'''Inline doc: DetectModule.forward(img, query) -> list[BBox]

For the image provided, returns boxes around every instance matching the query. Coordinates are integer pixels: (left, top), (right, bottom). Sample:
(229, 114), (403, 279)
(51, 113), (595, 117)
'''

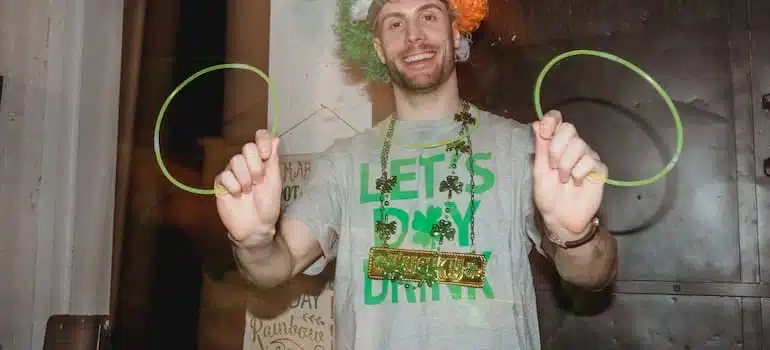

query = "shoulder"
(474, 106), (534, 153)
(317, 127), (379, 155)
(473, 107), (535, 184)
(308, 127), (380, 167)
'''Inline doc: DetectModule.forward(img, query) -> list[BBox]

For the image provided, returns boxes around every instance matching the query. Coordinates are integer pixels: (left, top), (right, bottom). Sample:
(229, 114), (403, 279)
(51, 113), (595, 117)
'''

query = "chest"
(344, 140), (520, 254)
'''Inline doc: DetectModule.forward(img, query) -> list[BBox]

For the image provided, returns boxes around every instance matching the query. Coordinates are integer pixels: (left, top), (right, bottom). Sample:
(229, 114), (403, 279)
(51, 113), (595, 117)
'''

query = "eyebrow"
(379, 3), (447, 24)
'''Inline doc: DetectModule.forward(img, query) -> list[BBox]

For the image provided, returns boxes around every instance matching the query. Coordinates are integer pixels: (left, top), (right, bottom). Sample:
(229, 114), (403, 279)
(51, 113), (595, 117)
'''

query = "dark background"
(143, 1), (225, 349)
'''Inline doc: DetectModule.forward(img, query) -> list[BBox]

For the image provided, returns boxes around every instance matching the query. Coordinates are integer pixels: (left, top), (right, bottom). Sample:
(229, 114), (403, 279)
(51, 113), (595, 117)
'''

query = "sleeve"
(512, 123), (548, 257)
(282, 142), (347, 275)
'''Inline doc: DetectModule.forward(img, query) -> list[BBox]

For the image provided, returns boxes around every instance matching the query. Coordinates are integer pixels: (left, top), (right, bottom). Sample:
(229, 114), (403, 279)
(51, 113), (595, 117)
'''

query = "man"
(215, 0), (618, 348)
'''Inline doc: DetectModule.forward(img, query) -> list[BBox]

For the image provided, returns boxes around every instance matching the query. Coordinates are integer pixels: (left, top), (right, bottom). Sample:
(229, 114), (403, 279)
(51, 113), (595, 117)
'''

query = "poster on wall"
(243, 283), (335, 350)
(242, 153), (336, 350)
(278, 153), (314, 209)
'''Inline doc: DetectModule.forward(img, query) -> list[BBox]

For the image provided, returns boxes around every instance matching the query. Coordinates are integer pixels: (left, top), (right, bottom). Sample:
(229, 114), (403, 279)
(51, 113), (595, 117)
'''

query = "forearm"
(231, 229), (294, 290)
(549, 226), (617, 290)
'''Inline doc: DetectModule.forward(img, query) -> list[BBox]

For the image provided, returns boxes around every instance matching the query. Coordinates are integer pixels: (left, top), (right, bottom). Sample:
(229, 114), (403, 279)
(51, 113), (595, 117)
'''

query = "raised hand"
(215, 129), (283, 245)
(531, 110), (607, 237)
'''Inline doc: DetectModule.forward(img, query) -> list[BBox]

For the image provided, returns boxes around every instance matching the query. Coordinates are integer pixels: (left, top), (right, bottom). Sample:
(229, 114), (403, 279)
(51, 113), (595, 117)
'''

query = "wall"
(0, 0), (123, 349)
(266, 0), (375, 154)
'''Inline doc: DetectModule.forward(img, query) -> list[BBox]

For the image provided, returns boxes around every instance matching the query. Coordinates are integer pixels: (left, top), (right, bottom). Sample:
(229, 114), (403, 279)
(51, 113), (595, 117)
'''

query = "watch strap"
(547, 217), (600, 249)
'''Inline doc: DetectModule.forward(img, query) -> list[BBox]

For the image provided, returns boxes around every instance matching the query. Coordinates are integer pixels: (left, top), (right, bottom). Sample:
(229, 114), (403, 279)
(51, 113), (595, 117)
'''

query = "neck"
(391, 71), (462, 121)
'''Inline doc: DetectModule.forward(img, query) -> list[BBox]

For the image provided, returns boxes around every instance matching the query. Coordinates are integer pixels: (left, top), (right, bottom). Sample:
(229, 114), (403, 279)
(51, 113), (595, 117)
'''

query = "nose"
(406, 19), (425, 43)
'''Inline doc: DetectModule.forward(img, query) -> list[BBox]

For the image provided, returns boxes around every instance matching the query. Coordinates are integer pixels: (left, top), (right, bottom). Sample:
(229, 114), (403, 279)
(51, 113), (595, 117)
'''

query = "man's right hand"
(215, 129), (283, 245)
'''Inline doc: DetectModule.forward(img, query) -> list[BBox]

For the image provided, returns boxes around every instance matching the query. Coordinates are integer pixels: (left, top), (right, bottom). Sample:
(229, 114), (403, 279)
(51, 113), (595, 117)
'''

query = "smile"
(404, 52), (436, 63)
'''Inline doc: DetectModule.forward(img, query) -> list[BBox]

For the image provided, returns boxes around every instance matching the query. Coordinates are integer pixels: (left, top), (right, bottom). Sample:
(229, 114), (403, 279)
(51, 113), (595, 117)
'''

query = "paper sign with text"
(279, 153), (315, 208)
(243, 282), (335, 350)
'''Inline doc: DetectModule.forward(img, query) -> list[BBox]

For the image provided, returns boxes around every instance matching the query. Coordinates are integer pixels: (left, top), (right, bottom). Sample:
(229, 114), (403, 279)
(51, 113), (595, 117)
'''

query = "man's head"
(369, 0), (460, 92)
(336, 0), (486, 84)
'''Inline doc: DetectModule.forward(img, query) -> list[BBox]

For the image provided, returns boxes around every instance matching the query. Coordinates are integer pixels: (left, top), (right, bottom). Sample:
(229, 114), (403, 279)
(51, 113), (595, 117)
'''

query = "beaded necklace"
(365, 101), (487, 288)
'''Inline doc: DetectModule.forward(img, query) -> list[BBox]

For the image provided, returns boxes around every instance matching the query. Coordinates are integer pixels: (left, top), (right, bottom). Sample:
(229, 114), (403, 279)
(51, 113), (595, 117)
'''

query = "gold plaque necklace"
(366, 101), (487, 288)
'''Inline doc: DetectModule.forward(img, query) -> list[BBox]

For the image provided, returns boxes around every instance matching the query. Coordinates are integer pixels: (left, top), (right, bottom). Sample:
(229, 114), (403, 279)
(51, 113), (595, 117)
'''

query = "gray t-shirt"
(284, 106), (545, 350)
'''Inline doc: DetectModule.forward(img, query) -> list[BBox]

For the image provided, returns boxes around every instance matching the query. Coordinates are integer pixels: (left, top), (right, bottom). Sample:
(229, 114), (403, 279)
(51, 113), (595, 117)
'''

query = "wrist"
(545, 217), (600, 249)
(228, 227), (277, 250)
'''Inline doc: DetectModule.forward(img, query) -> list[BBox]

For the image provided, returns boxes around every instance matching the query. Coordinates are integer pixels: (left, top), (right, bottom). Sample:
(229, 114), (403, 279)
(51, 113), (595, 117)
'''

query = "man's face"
(372, 0), (460, 92)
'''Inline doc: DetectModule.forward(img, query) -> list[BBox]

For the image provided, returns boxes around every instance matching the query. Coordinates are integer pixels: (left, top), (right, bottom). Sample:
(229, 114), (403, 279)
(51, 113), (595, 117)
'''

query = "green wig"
(333, 0), (391, 83)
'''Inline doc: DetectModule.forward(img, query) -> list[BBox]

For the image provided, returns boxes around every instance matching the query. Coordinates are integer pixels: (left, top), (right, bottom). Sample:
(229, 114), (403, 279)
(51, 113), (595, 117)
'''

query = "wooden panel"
(224, 0), (272, 142)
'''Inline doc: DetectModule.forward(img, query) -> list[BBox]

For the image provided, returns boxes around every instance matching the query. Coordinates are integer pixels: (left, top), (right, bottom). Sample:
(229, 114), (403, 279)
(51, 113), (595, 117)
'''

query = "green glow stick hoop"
(153, 63), (280, 195)
(534, 49), (684, 187)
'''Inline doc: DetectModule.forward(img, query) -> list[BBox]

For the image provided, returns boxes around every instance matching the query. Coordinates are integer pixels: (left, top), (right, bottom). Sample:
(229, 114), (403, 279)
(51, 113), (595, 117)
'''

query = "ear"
(373, 36), (386, 64)
(452, 23), (461, 49)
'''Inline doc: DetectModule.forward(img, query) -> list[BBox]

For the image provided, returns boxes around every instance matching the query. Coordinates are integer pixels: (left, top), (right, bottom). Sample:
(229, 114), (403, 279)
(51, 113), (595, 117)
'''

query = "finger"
(265, 137), (281, 178)
(548, 122), (577, 170)
(242, 142), (265, 178)
(590, 149), (601, 161)
(229, 154), (252, 193)
(216, 171), (241, 197)
(589, 161), (609, 184)
(557, 137), (587, 183)
(531, 122), (550, 172)
(586, 149), (608, 183)
(255, 129), (273, 160)
(570, 154), (597, 186)
(213, 177), (229, 195)
(539, 110), (563, 140)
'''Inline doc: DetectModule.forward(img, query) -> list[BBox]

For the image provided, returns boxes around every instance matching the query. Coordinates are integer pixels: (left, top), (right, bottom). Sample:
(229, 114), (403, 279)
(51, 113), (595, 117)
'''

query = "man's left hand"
(531, 110), (608, 237)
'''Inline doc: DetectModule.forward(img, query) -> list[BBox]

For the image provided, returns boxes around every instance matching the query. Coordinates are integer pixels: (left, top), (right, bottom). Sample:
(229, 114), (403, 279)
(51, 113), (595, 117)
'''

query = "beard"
(384, 45), (455, 93)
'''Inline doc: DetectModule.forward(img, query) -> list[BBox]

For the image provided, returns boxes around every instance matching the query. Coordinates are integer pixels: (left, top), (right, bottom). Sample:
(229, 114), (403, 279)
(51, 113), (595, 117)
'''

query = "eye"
(386, 19), (403, 29)
(423, 14), (436, 21)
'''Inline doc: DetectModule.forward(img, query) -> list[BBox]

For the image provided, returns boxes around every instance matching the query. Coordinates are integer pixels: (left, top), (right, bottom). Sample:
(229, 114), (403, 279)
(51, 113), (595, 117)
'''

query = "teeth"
(404, 52), (434, 63)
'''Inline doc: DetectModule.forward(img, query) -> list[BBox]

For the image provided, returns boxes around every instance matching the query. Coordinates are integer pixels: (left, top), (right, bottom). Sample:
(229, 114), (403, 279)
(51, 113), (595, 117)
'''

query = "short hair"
(367, 0), (456, 32)
(365, 0), (471, 62)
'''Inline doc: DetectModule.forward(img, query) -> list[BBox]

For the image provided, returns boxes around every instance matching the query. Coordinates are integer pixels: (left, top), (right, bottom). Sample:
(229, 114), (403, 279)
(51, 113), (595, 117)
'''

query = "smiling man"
(214, 0), (618, 348)
(372, 1), (456, 91)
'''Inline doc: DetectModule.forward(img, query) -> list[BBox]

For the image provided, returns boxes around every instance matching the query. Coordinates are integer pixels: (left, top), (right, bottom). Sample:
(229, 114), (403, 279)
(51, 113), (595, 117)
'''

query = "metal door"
(459, 0), (770, 348)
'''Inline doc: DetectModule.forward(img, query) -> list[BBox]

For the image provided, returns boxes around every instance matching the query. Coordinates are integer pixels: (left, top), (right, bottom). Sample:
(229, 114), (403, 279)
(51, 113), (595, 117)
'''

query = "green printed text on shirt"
(358, 152), (498, 305)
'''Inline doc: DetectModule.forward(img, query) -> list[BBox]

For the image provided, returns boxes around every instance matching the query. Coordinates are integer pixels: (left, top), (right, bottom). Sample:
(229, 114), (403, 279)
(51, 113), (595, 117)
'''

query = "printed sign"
(279, 153), (315, 208)
(243, 281), (335, 350)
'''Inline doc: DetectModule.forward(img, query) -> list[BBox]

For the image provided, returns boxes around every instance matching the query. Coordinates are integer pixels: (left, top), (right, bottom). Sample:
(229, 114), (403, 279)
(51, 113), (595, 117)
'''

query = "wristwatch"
(547, 217), (600, 249)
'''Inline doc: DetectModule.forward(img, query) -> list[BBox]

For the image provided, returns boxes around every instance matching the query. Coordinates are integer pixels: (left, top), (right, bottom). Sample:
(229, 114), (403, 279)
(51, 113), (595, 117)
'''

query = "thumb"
(532, 122), (550, 171)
